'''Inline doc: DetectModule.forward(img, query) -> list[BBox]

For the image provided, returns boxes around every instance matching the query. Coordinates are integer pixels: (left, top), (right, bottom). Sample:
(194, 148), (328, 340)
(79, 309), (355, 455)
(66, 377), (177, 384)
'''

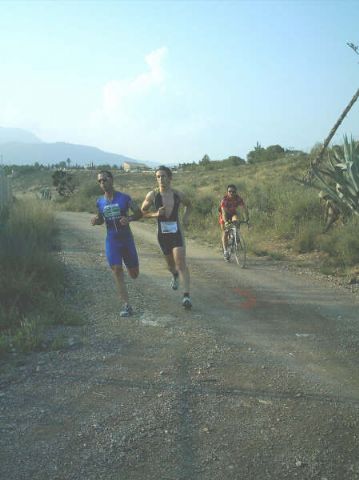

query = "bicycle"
(224, 220), (248, 268)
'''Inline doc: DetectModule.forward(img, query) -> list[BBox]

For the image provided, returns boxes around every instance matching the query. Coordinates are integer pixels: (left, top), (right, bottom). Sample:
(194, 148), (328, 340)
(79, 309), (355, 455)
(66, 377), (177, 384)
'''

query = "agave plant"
(312, 135), (359, 216)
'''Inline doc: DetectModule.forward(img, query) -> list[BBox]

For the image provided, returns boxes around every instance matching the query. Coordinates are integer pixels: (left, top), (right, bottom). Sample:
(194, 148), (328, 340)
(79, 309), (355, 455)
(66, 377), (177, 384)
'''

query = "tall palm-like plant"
(312, 136), (359, 216)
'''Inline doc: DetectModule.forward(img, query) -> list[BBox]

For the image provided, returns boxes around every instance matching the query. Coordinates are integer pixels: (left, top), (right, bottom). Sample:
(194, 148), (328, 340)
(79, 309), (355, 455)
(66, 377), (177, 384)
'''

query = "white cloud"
(93, 46), (168, 119)
(85, 46), (218, 163)
(131, 47), (167, 92)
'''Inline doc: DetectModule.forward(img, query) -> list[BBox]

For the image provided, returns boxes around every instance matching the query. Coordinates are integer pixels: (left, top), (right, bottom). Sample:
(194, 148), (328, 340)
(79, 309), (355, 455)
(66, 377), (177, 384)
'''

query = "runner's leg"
(127, 266), (139, 279)
(164, 252), (177, 276)
(110, 238), (138, 311)
(111, 265), (129, 304)
(172, 246), (190, 294)
(122, 240), (140, 279)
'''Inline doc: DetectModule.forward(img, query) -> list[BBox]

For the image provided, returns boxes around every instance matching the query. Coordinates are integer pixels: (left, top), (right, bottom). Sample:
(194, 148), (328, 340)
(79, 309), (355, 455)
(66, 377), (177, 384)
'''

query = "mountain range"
(0, 127), (149, 167)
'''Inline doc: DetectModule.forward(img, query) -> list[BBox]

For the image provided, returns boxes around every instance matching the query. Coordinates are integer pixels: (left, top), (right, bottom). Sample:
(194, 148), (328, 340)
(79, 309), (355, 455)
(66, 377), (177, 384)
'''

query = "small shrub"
(269, 251), (285, 260)
(0, 335), (10, 356)
(248, 184), (276, 215)
(319, 261), (338, 276)
(11, 317), (44, 353)
(0, 199), (76, 357)
(57, 179), (102, 212)
(320, 219), (359, 268)
(50, 334), (68, 351)
(56, 307), (84, 326)
(193, 195), (216, 216)
(252, 248), (269, 257)
(293, 221), (321, 253)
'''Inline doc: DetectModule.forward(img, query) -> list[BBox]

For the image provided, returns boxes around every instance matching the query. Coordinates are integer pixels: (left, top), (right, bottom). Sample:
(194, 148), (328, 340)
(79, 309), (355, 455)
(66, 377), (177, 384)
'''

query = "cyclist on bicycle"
(219, 184), (249, 261)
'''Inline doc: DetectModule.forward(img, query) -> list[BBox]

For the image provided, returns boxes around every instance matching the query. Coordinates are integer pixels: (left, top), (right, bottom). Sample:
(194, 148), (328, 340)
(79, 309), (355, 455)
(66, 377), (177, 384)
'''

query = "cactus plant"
(312, 135), (359, 216)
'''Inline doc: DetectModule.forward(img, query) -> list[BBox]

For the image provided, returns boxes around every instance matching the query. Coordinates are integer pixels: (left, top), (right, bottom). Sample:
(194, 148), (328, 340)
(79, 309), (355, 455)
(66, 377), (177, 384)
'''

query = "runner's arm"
(128, 199), (143, 222)
(119, 199), (143, 226)
(91, 212), (104, 226)
(141, 191), (164, 218)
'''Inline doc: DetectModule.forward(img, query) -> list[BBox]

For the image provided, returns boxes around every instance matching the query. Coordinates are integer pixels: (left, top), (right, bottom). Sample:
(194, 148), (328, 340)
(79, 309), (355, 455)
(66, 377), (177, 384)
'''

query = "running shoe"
(170, 273), (179, 290)
(223, 251), (230, 262)
(182, 295), (192, 309)
(120, 304), (133, 317)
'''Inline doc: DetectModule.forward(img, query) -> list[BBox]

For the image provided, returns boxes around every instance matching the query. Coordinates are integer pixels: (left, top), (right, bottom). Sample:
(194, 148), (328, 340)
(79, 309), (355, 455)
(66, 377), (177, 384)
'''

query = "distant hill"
(0, 127), (148, 167)
(0, 141), (148, 167)
(0, 127), (43, 144)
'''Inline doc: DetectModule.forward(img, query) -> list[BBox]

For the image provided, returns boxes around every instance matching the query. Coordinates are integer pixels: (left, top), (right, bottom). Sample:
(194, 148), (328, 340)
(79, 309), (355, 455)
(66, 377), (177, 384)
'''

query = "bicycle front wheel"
(233, 232), (247, 267)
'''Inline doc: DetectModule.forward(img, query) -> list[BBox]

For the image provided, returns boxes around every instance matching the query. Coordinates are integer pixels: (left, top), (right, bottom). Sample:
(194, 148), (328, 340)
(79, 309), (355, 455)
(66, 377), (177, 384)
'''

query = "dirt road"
(1, 211), (359, 480)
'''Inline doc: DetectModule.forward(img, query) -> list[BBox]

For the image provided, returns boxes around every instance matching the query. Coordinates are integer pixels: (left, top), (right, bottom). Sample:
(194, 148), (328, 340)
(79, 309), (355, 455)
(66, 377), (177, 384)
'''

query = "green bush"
(11, 317), (44, 353)
(0, 199), (78, 357)
(319, 218), (359, 267)
(293, 220), (321, 253)
(248, 184), (276, 216)
(273, 189), (321, 239)
(58, 180), (101, 212)
(193, 195), (216, 216)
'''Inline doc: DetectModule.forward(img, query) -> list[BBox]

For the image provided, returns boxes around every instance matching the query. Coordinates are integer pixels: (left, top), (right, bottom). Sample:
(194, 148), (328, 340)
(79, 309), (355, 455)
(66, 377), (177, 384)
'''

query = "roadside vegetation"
(10, 139), (357, 280)
(9, 144), (359, 278)
(2, 139), (358, 356)
(0, 199), (81, 358)
(7, 138), (359, 308)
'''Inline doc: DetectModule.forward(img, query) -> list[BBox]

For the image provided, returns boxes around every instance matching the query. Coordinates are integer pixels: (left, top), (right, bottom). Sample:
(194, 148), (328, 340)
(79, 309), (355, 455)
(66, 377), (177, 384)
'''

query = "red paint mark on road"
(225, 288), (257, 310)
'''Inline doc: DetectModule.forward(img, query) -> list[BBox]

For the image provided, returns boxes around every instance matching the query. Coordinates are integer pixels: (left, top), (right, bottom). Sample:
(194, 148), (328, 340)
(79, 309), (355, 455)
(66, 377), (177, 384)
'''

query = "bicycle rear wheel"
(233, 232), (247, 267)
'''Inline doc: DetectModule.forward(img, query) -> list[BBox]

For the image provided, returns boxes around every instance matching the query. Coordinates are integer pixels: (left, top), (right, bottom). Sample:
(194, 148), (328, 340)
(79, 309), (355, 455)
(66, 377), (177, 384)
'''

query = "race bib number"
(160, 221), (178, 234)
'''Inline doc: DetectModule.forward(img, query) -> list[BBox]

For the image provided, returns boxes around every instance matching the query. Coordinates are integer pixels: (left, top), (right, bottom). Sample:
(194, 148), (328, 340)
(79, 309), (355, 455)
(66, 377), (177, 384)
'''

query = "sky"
(0, 0), (358, 165)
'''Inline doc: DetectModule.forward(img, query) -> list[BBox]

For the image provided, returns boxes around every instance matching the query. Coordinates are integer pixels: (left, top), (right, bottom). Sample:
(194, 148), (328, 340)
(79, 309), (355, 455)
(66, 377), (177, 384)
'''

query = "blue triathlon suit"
(155, 191), (184, 255)
(96, 191), (139, 268)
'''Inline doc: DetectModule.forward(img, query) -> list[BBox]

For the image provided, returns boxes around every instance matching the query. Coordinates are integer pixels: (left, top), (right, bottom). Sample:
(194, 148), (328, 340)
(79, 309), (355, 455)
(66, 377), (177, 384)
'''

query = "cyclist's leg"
(219, 213), (230, 250)
(220, 222), (230, 260)
(231, 214), (241, 241)
(220, 222), (228, 250)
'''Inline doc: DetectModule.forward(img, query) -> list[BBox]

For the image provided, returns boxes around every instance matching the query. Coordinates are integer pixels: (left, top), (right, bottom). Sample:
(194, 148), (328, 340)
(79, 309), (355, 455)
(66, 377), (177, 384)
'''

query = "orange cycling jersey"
(219, 194), (245, 225)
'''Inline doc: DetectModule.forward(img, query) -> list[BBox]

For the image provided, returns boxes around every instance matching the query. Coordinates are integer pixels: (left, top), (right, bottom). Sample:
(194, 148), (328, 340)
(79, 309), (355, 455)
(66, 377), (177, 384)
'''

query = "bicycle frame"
(225, 221), (247, 267)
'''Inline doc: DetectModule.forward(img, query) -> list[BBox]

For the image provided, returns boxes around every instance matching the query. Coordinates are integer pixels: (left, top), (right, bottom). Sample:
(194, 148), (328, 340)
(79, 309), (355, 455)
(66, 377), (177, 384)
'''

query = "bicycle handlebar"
(224, 220), (251, 233)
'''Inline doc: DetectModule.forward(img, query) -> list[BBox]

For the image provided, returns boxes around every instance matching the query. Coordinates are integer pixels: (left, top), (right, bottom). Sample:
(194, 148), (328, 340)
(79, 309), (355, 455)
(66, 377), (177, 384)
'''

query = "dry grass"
(11, 156), (359, 280)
